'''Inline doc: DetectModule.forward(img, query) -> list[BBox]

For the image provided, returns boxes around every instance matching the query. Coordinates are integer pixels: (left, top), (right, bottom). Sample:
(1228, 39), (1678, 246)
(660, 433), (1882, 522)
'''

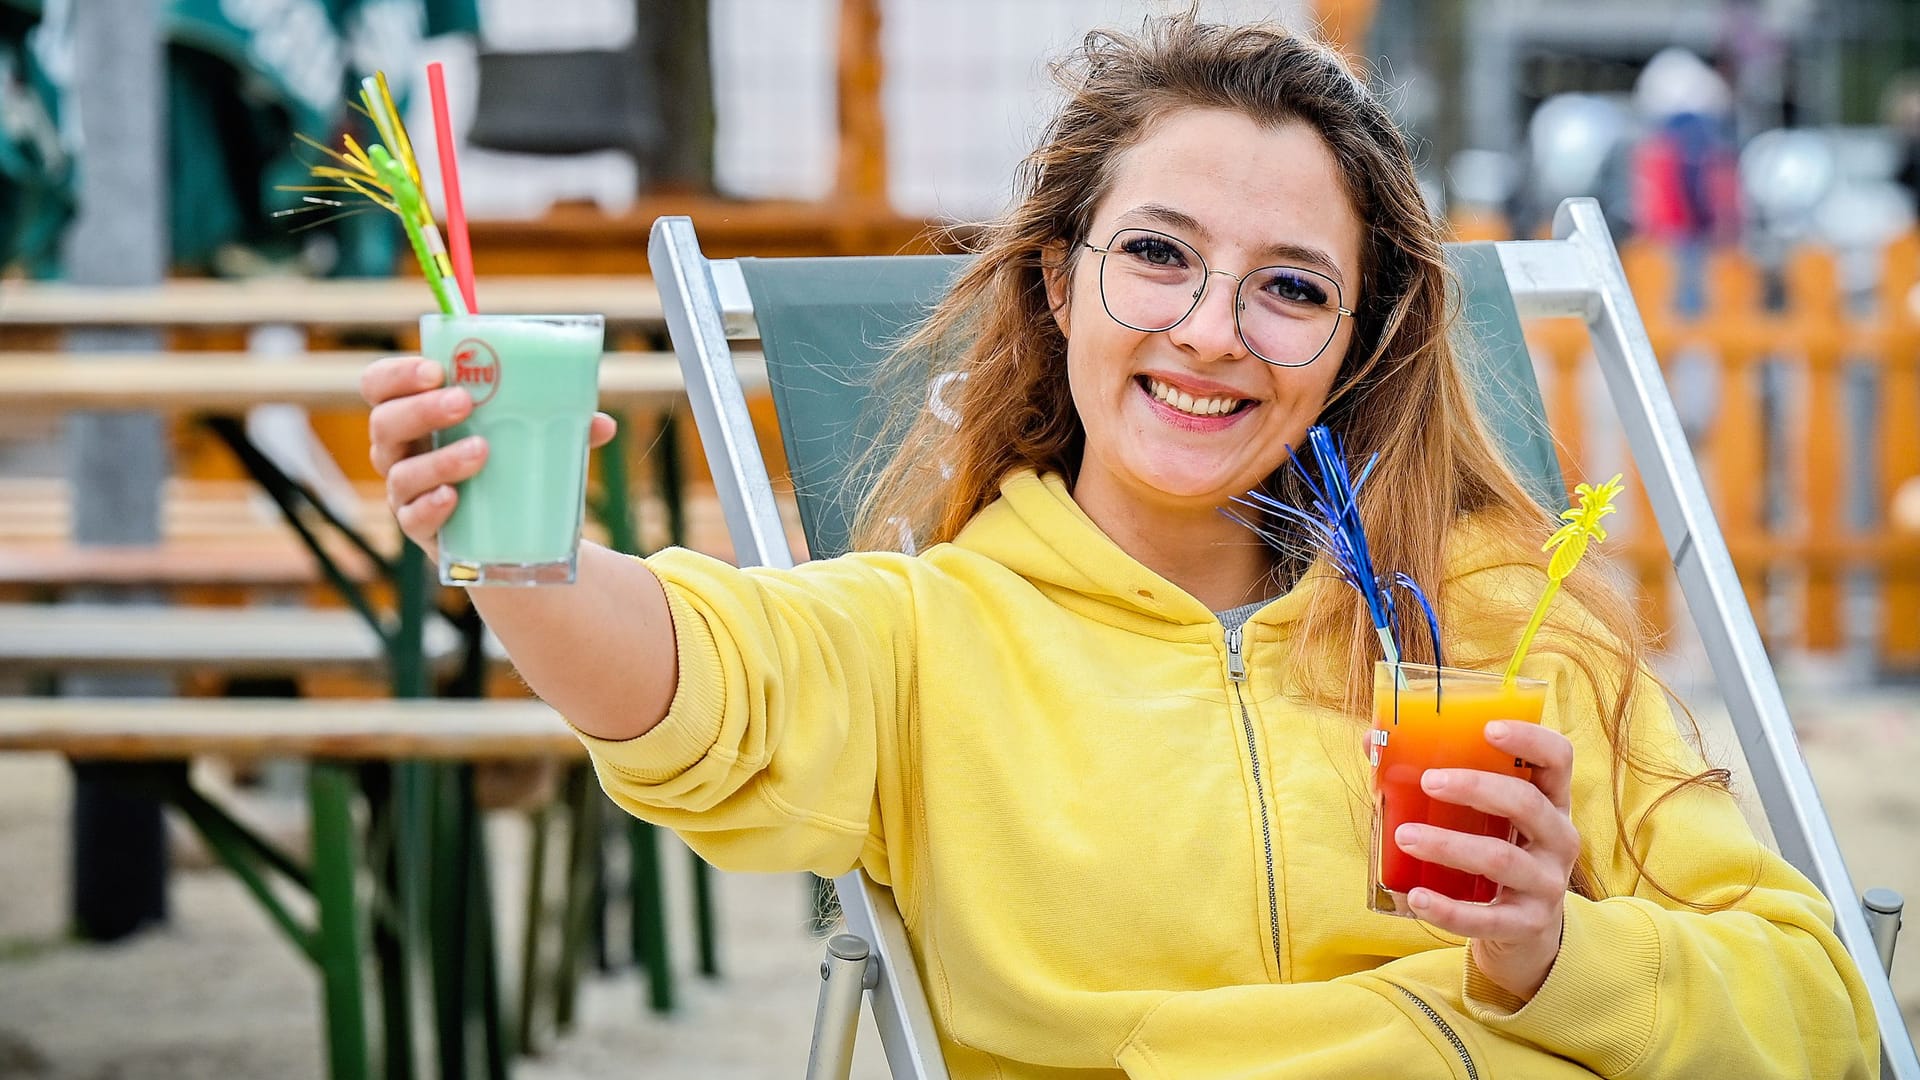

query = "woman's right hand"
(360, 355), (618, 556)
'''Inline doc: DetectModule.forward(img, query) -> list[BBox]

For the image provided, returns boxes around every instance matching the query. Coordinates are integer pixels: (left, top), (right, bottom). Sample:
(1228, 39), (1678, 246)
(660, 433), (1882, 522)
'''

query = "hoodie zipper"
(1393, 985), (1479, 1080)
(1224, 626), (1284, 978)
(1226, 626), (1474, 1079)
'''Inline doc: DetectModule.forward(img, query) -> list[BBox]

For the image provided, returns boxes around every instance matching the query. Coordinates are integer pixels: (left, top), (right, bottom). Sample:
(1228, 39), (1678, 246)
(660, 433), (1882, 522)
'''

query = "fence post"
(1878, 233), (1920, 670)
(1704, 249), (1771, 641)
(1787, 248), (1847, 653)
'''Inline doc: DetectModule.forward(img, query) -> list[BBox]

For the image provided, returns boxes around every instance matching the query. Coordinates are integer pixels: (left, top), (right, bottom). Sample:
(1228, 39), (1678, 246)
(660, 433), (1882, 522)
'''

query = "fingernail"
(1409, 888), (1431, 909)
(458, 436), (485, 459)
(1396, 824), (1421, 847)
(432, 485), (454, 504)
(442, 388), (469, 409)
(1421, 770), (1447, 792)
(415, 358), (439, 382)
(1486, 721), (1509, 739)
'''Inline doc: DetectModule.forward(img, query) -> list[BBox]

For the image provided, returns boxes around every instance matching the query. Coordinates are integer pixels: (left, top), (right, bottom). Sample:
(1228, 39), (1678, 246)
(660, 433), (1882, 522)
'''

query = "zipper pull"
(1225, 626), (1246, 683)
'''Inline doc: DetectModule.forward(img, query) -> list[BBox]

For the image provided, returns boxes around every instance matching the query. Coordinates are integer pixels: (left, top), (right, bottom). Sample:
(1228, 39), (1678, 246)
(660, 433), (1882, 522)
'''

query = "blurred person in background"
(1885, 72), (1920, 212)
(1631, 46), (1743, 316)
(1630, 46), (1744, 447)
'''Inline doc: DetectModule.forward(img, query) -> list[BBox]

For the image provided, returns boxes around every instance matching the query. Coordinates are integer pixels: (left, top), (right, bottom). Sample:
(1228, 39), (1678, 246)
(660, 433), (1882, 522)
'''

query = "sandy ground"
(0, 686), (1914, 1079)
(0, 754), (892, 1080)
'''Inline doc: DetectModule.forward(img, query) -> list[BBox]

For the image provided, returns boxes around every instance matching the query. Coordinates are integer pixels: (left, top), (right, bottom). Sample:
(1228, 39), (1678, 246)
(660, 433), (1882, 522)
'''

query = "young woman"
(361, 15), (1876, 1078)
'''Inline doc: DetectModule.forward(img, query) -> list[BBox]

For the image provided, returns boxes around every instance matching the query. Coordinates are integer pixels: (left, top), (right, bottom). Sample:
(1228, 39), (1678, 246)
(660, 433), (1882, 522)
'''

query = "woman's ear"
(1041, 240), (1072, 337)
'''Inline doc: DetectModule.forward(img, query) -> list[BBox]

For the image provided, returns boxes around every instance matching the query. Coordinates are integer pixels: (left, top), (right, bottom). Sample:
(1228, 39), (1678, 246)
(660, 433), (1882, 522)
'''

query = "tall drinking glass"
(421, 313), (604, 586)
(1369, 662), (1548, 917)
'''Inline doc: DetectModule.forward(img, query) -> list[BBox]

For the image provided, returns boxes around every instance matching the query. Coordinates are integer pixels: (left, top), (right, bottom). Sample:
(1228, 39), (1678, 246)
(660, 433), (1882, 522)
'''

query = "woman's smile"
(1133, 372), (1260, 431)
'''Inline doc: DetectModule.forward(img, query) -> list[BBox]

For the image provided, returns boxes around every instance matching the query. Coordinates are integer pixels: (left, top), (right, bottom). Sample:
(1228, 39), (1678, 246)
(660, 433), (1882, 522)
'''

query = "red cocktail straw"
(426, 62), (478, 314)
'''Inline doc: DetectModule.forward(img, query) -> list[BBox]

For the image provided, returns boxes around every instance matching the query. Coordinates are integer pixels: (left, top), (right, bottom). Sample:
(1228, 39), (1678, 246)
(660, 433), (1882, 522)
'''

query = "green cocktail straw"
(1503, 474), (1626, 686)
(368, 143), (464, 316)
(280, 69), (475, 317)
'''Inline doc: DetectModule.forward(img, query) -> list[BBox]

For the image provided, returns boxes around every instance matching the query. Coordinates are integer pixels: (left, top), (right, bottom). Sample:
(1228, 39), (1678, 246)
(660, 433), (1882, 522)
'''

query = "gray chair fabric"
(735, 255), (968, 558)
(736, 246), (1562, 559)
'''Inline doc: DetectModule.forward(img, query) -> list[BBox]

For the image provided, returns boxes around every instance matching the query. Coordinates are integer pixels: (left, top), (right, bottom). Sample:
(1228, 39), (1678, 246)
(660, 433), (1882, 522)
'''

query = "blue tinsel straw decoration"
(1223, 425), (1442, 671)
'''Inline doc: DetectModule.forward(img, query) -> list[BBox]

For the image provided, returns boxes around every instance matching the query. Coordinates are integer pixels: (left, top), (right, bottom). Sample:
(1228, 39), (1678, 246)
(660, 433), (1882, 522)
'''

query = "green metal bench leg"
(430, 765), (474, 1079)
(628, 819), (674, 1012)
(430, 764), (510, 1079)
(469, 813), (511, 1080)
(589, 818), (611, 973)
(516, 803), (553, 1054)
(389, 761), (440, 1080)
(311, 763), (371, 1080)
(364, 769), (418, 1080)
(657, 411), (688, 553)
(554, 767), (601, 1032)
(691, 850), (719, 977)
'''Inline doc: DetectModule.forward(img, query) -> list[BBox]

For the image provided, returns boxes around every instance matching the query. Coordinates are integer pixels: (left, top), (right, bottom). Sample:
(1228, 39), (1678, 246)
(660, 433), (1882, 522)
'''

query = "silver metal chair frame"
(649, 220), (950, 1080)
(649, 199), (1916, 1080)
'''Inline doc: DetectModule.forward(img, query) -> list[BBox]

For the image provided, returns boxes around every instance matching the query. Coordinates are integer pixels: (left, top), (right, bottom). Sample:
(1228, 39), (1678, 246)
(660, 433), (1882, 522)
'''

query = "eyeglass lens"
(1095, 228), (1343, 367)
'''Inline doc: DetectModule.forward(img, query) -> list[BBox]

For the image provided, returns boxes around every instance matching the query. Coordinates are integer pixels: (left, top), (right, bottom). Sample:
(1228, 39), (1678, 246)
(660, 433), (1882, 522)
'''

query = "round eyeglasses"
(1082, 227), (1354, 368)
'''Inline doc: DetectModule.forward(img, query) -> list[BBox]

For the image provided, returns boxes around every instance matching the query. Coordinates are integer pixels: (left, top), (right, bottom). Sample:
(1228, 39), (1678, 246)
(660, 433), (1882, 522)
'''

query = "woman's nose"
(1166, 270), (1248, 362)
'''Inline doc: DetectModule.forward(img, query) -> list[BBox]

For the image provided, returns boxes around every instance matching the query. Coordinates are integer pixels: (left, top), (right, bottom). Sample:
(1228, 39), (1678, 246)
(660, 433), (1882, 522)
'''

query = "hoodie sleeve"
(569, 547), (915, 881)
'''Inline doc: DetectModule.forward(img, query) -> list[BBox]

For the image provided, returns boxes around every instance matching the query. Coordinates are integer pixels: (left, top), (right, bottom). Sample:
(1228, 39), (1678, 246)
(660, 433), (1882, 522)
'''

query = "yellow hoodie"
(575, 470), (1878, 1079)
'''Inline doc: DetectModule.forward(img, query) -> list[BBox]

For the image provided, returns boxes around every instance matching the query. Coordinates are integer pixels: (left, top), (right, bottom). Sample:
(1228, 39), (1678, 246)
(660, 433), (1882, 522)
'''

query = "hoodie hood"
(949, 469), (1319, 629)
(948, 468), (1533, 637)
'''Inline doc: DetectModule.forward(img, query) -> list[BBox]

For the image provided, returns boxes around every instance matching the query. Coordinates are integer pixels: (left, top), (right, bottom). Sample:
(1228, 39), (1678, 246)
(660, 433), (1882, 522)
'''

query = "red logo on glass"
(451, 338), (501, 406)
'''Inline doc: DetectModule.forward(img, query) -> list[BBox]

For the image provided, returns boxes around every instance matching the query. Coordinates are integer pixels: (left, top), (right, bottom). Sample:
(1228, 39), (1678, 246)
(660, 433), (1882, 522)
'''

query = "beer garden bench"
(0, 287), (767, 1076)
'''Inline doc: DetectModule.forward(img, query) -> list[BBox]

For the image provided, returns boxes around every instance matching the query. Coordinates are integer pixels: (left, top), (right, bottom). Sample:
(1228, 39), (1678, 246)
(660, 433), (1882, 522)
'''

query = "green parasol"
(0, 0), (480, 278)
(0, 0), (74, 278)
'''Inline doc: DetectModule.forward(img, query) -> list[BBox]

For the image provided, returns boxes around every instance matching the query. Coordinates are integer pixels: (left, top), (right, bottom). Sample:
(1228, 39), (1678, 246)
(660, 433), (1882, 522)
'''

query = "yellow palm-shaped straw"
(1502, 474), (1626, 686)
(279, 73), (466, 316)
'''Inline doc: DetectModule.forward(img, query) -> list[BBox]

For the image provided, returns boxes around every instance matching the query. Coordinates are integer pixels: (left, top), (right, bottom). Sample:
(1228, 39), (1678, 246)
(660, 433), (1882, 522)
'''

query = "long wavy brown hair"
(849, 13), (1741, 907)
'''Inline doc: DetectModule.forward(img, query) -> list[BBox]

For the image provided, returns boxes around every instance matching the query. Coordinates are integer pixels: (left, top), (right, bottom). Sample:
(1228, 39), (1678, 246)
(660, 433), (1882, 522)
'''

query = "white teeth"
(1144, 377), (1244, 418)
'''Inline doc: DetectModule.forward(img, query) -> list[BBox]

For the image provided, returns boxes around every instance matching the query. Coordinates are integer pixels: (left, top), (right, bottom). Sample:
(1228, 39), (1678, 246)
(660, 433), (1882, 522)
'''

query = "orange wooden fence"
(1522, 235), (1920, 670)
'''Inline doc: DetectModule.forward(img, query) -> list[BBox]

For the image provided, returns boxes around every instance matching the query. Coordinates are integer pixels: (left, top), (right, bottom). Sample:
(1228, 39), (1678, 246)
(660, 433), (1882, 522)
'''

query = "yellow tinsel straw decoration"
(276, 74), (464, 316)
(1502, 474), (1626, 686)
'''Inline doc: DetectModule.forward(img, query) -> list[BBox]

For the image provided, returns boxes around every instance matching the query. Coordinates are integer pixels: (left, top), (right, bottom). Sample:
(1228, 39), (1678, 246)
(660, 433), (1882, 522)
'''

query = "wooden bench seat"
(0, 696), (581, 760)
(0, 602), (509, 674)
(0, 478), (393, 544)
(0, 350), (766, 413)
(0, 276), (662, 330)
(0, 540), (379, 589)
(0, 495), (800, 591)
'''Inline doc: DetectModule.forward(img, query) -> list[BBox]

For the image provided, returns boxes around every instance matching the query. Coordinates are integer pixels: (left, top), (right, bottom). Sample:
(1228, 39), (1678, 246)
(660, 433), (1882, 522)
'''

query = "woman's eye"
(1121, 237), (1187, 268)
(1263, 270), (1329, 306)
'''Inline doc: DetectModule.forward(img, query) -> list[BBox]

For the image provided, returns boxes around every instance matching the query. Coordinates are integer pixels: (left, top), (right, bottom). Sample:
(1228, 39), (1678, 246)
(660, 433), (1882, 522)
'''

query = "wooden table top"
(0, 350), (766, 412)
(0, 276), (662, 329)
(0, 697), (584, 760)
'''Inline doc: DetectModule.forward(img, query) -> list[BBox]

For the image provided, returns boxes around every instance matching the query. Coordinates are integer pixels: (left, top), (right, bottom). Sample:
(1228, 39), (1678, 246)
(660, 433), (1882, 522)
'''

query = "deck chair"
(649, 198), (1917, 1080)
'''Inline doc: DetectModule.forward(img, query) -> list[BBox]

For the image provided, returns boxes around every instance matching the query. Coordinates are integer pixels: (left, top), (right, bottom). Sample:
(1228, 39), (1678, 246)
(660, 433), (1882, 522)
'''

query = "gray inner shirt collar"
(1215, 598), (1273, 631)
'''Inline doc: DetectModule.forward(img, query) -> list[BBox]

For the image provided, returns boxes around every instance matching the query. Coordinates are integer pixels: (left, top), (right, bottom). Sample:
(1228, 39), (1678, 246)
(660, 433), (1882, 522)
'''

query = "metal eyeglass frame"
(1082, 226), (1356, 368)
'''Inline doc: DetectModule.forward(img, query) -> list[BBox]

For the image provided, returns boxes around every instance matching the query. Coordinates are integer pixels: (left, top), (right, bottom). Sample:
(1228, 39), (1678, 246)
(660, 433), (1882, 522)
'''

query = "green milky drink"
(422, 313), (604, 586)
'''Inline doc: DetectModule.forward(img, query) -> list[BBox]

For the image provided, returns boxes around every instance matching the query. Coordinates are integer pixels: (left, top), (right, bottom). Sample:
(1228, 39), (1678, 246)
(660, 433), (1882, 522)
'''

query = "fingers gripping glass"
(1083, 228), (1354, 368)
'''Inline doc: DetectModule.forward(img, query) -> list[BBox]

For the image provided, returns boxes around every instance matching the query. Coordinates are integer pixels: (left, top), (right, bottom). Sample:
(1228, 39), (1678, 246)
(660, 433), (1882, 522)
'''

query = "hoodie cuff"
(1462, 893), (1662, 1075)
(567, 576), (727, 784)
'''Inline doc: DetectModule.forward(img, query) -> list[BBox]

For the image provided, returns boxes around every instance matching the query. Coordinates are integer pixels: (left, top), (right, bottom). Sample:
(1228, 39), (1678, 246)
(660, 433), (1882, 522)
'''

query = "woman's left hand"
(1393, 720), (1580, 1002)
